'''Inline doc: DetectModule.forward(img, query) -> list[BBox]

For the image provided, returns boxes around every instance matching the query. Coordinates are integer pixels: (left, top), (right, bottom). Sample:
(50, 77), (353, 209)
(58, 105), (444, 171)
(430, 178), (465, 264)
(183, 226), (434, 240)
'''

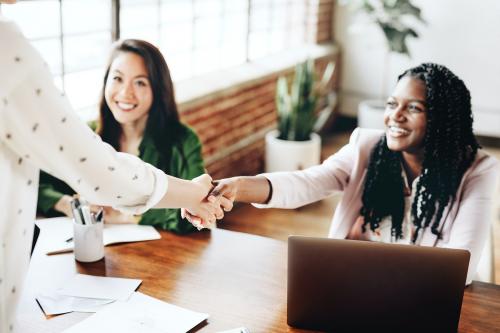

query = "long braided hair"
(360, 63), (480, 243)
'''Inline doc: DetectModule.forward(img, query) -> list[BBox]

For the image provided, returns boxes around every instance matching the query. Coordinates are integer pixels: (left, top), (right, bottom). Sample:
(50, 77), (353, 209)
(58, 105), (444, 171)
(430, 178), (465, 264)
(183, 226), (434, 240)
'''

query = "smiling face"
(104, 51), (153, 126)
(384, 76), (428, 156)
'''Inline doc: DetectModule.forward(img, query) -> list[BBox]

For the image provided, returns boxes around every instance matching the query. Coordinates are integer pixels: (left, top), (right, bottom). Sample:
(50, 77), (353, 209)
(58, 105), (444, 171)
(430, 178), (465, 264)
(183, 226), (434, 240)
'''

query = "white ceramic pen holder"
(73, 219), (104, 262)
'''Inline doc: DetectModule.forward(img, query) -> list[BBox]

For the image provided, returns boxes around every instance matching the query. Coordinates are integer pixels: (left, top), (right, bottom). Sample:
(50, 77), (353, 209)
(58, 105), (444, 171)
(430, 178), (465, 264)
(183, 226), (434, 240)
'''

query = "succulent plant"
(276, 59), (334, 141)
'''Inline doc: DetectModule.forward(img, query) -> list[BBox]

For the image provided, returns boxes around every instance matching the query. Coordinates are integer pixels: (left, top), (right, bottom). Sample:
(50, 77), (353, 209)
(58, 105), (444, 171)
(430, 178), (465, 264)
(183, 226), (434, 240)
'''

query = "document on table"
(57, 274), (142, 301)
(36, 293), (114, 315)
(36, 217), (161, 255)
(63, 292), (209, 333)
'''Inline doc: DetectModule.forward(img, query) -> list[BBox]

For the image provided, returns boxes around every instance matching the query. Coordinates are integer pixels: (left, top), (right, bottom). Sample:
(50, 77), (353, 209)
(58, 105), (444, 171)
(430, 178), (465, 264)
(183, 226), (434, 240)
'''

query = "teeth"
(117, 102), (136, 110)
(390, 126), (409, 135)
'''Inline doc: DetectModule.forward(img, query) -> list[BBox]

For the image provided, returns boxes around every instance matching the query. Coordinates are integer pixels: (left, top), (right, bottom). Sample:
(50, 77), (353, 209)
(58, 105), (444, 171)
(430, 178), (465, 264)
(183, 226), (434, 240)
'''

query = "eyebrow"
(111, 69), (149, 80)
(389, 96), (426, 105)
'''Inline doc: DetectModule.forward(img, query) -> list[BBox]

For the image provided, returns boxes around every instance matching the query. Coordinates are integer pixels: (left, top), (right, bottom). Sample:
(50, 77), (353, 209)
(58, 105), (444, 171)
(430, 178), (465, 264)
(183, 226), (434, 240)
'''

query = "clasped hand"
(182, 176), (237, 229)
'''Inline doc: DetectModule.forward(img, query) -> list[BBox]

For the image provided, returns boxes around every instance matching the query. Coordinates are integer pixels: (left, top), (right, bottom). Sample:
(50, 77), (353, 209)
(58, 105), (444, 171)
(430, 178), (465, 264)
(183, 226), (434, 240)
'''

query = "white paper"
(39, 217), (161, 255)
(102, 224), (161, 245)
(58, 274), (142, 301)
(216, 328), (250, 333)
(63, 292), (209, 333)
(36, 292), (115, 315)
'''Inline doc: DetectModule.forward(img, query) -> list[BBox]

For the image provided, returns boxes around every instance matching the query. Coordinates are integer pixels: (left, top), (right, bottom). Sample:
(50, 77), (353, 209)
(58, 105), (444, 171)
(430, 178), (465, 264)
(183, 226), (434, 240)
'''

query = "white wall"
(335, 0), (500, 136)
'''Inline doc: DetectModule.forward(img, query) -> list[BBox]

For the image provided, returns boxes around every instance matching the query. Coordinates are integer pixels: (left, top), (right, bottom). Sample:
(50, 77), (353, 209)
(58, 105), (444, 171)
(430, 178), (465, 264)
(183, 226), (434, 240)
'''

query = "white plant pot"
(265, 130), (321, 172)
(358, 99), (386, 130)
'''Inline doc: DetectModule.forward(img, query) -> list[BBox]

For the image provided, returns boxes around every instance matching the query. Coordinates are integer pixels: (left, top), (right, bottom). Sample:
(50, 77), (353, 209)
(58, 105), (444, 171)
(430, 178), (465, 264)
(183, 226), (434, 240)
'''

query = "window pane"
(194, 17), (223, 49)
(161, 0), (192, 24)
(224, 0), (248, 13)
(222, 13), (247, 44)
(2, 0), (60, 39)
(161, 22), (193, 54)
(63, 33), (111, 73)
(62, 0), (111, 35)
(194, 0), (223, 18)
(193, 48), (221, 76)
(248, 31), (270, 60)
(120, 27), (160, 45)
(121, 0), (159, 32)
(64, 68), (104, 112)
(165, 51), (192, 81)
(250, 6), (271, 33)
(32, 39), (62, 76)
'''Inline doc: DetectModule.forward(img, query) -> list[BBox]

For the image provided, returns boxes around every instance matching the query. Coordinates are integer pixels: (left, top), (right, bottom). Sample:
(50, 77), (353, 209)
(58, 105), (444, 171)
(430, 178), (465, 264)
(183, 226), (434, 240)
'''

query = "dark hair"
(360, 63), (480, 243)
(97, 39), (185, 172)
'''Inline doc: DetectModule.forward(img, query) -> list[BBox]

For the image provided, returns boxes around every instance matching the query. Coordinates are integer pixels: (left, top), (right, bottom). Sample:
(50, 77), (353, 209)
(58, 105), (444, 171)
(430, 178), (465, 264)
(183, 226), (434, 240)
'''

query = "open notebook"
(36, 217), (161, 255)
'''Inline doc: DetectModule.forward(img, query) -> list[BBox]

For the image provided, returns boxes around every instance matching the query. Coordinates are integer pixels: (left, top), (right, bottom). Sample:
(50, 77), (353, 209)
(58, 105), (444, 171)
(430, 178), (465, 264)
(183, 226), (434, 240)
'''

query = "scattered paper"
(36, 293), (114, 315)
(63, 292), (209, 333)
(58, 274), (141, 301)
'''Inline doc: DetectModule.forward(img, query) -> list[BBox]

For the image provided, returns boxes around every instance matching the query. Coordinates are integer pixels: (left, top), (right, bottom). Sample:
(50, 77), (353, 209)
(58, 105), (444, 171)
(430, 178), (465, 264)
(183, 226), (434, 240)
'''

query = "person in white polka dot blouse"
(0, 2), (230, 331)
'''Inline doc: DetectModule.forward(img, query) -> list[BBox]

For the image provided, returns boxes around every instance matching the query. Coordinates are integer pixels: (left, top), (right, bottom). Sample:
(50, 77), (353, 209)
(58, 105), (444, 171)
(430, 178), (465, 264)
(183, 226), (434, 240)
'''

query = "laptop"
(287, 236), (470, 333)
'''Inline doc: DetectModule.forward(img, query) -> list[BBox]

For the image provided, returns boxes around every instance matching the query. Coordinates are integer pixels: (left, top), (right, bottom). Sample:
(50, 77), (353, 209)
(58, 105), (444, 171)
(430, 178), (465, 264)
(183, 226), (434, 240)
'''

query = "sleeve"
(139, 128), (204, 233)
(253, 128), (361, 209)
(442, 156), (499, 285)
(0, 21), (167, 215)
(37, 121), (98, 216)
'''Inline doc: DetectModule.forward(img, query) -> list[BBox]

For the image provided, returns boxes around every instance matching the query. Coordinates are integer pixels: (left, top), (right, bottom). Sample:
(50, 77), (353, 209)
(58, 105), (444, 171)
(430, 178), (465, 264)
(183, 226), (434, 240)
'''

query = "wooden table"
(17, 226), (500, 333)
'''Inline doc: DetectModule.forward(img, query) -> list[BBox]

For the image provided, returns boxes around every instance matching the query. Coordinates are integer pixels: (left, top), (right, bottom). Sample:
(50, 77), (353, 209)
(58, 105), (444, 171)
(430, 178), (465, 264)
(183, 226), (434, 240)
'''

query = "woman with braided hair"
(185, 62), (499, 285)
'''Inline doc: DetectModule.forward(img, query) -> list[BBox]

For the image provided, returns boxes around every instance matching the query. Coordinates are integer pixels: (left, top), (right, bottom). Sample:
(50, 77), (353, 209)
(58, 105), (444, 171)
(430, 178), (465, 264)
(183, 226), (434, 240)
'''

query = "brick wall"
(179, 0), (336, 179)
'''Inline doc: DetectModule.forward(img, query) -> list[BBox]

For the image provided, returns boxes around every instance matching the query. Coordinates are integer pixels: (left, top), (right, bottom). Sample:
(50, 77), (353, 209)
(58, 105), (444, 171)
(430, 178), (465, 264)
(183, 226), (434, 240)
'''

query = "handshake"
(180, 174), (271, 230)
(180, 174), (238, 230)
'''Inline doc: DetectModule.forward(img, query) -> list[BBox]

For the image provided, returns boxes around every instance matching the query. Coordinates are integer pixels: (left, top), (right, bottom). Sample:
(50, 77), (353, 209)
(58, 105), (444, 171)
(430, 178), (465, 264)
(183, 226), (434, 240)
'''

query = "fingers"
(215, 205), (224, 220)
(219, 196), (234, 212)
(209, 182), (225, 197)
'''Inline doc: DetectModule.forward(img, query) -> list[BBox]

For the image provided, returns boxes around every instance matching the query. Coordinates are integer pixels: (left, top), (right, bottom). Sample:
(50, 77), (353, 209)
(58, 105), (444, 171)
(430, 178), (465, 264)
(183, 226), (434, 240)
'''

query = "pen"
(70, 198), (85, 225)
(95, 208), (104, 223)
(79, 197), (93, 225)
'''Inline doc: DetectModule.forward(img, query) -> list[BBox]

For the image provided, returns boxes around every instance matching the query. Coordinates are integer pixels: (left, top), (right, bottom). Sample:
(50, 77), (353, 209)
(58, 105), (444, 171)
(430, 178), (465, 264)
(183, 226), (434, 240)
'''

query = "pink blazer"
(257, 128), (499, 284)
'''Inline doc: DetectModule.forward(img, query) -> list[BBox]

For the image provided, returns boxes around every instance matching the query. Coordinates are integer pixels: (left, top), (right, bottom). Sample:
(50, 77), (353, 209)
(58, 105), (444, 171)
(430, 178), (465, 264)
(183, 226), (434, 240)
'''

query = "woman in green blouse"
(37, 39), (204, 234)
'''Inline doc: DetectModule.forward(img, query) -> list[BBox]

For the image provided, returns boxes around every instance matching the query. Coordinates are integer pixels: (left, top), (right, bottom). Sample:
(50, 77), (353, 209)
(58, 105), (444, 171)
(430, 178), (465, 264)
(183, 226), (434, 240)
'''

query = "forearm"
(53, 195), (73, 217)
(234, 176), (271, 204)
(154, 175), (207, 209)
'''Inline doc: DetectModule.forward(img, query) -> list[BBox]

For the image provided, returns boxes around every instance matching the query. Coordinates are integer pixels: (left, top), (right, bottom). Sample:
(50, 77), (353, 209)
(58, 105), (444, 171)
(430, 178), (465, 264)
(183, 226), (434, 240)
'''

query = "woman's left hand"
(100, 206), (140, 224)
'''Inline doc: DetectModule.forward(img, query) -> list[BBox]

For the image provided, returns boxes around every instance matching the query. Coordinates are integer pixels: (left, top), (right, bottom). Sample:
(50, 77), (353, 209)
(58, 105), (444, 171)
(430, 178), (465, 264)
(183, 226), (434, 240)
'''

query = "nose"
(118, 81), (134, 99)
(389, 105), (406, 122)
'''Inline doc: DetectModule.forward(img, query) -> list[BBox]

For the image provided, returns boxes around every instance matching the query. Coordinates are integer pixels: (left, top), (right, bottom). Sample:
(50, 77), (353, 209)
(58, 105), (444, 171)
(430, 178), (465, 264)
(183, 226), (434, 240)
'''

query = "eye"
(112, 76), (122, 82)
(408, 104), (424, 113)
(135, 80), (148, 87)
(386, 100), (397, 109)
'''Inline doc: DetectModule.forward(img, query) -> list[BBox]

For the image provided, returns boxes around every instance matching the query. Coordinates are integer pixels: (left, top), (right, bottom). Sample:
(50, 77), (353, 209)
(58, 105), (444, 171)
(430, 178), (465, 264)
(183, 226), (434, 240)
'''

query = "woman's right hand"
(182, 177), (237, 229)
(182, 174), (223, 229)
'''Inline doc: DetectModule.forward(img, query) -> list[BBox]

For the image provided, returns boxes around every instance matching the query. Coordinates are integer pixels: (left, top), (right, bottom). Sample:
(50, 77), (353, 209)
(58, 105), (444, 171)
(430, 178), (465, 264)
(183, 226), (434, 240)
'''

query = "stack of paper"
(37, 274), (142, 316)
(62, 292), (209, 333)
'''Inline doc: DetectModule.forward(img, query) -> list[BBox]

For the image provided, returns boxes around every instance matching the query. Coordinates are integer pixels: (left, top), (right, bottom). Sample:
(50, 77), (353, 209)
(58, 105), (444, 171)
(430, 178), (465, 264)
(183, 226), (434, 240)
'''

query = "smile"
(388, 126), (410, 136)
(116, 101), (137, 111)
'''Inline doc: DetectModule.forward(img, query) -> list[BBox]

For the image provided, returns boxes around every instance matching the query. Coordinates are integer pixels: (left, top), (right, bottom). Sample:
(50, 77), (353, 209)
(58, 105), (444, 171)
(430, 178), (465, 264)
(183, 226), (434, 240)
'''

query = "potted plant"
(350, 0), (425, 129)
(265, 59), (335, 172)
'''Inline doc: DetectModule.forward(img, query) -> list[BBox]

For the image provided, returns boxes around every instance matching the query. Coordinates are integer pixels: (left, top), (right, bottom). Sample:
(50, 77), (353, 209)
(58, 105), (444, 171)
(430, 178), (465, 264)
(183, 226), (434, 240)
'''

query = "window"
(2, 0), (315, 119)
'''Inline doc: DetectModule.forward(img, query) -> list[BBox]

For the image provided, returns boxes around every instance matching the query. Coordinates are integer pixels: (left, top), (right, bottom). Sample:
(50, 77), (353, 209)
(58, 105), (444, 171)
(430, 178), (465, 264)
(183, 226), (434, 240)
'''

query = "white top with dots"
(0, 16), (168, 332)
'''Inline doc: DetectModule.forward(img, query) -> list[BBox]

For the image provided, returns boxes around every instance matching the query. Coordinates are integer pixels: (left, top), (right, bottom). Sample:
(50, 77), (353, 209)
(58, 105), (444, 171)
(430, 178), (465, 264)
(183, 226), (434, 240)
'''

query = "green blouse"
(37, 122), (204, 234)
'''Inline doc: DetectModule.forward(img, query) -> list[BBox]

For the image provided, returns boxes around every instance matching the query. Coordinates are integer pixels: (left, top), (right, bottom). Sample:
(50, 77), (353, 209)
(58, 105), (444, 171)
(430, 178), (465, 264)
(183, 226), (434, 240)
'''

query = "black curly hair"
(360, 63), (480, 243)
